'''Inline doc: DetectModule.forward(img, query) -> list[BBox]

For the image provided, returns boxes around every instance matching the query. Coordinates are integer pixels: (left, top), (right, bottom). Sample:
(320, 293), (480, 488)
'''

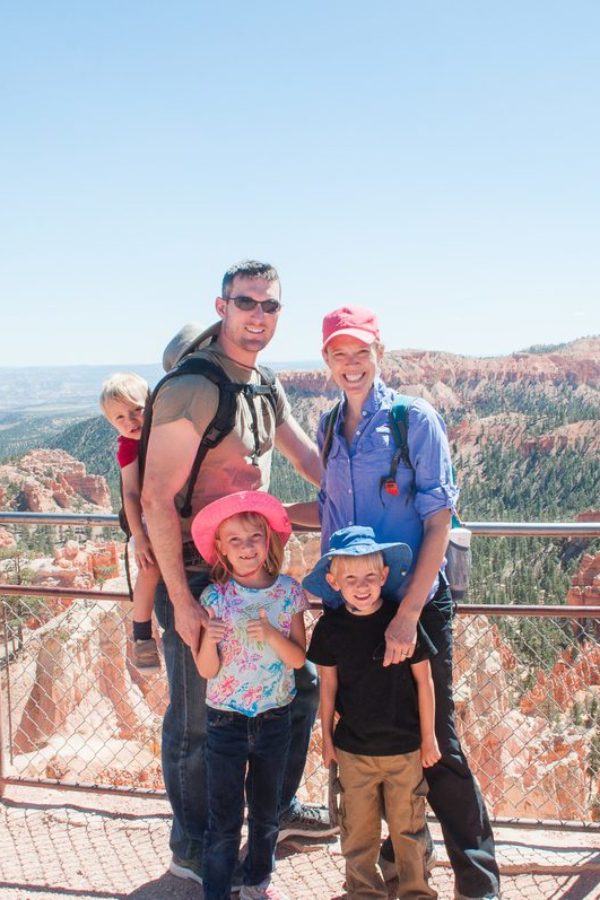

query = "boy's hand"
(247, 609), (274, 643)
(322, 736), (337, 768)
(204, 606), (226, 644)
(421, 737), (441, 768)
(131, 533), (156, 569)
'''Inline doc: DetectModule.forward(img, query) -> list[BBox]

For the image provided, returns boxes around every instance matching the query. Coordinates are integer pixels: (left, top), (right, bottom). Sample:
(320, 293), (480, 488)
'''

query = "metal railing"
(1, 512), (599, 831)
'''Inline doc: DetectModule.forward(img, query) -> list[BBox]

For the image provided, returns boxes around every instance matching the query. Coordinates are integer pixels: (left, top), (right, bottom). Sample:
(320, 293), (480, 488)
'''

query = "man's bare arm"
(383, 507), (451, 666)
(142, 418), (208, 648)
(285, 500), (320, 527)
(275, 416), (322, 487)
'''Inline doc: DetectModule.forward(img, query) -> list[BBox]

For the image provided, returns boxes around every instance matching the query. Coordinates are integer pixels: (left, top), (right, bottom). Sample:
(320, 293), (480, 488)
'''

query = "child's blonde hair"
(99, 372), (150, 414)
(212, 511), (285, 584)
(329, 550), (386, 580)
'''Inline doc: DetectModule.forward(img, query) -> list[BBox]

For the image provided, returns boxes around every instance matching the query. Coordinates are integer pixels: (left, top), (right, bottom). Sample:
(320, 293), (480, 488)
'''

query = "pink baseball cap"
(191, 490), (292, 565)
(322, 306), (381, 351)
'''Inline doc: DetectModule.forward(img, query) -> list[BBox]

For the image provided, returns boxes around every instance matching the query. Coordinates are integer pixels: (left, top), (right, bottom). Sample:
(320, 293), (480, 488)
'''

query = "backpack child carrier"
(118, 323), (280, 594)
(321, 393), (471, 598)
(137, 354), (279, 519)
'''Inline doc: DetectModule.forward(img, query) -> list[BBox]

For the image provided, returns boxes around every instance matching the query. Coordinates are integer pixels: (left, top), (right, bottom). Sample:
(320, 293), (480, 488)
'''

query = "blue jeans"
(279, 659), (319, 816)
(155, 572), (319, 862)
(154, 571), (211, 862)
(203, 704), (291, 900)
(384, 586), (500, 898)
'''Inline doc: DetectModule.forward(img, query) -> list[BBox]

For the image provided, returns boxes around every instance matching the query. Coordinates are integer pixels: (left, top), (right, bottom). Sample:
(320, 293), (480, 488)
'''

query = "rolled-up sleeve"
(409, 399), (459, 521)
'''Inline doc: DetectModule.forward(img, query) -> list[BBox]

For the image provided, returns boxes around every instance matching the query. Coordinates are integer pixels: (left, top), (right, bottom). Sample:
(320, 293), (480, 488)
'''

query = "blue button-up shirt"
(318, 378), (458, 600)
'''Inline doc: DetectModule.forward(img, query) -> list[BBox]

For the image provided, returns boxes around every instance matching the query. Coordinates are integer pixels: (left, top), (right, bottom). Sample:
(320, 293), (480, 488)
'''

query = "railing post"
(0, 600), (9, 796)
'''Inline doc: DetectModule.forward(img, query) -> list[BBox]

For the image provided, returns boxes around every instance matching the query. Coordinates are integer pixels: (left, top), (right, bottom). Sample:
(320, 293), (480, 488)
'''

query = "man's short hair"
(221, 260), (280, 298)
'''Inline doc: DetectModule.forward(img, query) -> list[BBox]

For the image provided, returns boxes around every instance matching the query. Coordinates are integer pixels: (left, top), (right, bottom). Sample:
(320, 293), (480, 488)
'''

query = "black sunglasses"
(225, 295), (282, 314)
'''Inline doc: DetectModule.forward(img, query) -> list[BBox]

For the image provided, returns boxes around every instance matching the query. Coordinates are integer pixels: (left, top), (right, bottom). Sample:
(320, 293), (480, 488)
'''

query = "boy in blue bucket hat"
(305, 526), (440, 899)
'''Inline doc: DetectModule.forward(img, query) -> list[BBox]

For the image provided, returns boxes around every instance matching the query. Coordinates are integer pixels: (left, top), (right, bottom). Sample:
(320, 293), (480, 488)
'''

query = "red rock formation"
(521, 421), (600, 457)
(33, 540), (95, 590)
(12, 632), (67, 753)
(378, 338), (600, 392)
(30, 541), (120, 623)
(519, 644), (600, 716)
(88, 542), (119, 581)
(576, 510), (600, 523)
(566, 523), (600, 640)
(12, 601), (158, 756)
(0, 449), (111, 513)
(452, 617), (597, 820)
(0, 525), (16, 549)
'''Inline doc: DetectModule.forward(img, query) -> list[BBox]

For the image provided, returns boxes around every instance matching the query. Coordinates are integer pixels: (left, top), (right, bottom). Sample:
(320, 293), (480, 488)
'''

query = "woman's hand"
(383, 610), (418, 666)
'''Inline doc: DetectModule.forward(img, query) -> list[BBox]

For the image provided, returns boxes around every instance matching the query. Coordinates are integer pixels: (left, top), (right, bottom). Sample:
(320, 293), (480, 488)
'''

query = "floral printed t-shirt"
(200, 574), (308, 717)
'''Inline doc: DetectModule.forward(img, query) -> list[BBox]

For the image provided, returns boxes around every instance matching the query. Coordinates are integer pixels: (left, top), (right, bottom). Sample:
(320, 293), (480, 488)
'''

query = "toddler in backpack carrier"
(100, 372), (162, 672)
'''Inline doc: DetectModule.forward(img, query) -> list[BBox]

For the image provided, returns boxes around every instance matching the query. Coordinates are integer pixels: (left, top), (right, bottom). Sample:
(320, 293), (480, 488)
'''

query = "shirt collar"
(338, 376), (389, 423)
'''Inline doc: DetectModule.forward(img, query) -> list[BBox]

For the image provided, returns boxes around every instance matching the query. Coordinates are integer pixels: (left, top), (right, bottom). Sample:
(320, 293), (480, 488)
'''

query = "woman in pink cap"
(292, 307), (499, 900)
(191, 490), (308, 900)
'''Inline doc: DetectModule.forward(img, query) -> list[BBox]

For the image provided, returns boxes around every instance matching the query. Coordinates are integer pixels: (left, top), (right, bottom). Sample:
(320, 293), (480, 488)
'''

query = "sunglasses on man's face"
(225, 295), (282, 314)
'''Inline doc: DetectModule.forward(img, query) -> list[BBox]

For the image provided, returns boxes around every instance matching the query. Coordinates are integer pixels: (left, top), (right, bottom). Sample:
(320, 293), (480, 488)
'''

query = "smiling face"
(103, 397), (145, 440)
(326, 552), (389, 616)
(216, 513), (270, 584)
(323, 335), (384, 404)
(215, 274), (281, 366)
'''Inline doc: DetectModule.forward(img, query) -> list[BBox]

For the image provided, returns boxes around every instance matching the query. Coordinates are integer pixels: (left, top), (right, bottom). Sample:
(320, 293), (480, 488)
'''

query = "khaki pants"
(337, 748), (437, 900)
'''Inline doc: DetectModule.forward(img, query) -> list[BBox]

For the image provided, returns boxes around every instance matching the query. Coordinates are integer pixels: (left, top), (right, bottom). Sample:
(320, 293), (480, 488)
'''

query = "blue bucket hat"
(302, 526), (412, 608)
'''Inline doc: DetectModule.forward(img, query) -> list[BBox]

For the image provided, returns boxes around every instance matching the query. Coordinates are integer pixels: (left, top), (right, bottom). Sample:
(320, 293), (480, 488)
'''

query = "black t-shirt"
(307, 599), (430, 756)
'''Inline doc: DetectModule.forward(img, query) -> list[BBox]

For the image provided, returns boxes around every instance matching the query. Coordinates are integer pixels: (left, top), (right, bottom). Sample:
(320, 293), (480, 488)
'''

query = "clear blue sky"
(2, 1), (599, 367)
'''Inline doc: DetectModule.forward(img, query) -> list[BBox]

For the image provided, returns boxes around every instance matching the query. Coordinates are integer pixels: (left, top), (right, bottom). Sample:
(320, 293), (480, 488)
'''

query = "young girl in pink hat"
(191, 490), (308, 900)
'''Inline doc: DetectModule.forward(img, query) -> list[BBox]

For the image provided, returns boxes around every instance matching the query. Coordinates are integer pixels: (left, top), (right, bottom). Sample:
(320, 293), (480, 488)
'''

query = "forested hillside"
(49, 416), (117, 499)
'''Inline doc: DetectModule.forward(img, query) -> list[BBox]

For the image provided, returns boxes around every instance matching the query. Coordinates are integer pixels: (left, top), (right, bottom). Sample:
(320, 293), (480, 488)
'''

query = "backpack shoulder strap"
(380, 394), (415, 498)
(255, 365), (279, 415)
(321, 399), (342, 467)
(389, 394), (414, 469)
(257, 364), (276, 386)
(174, 357), (241, 518)
(138, 354), (240, 519)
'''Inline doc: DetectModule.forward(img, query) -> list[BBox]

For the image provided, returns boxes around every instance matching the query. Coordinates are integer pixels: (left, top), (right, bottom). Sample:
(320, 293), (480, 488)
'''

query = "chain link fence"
(1, 516), (599, 828)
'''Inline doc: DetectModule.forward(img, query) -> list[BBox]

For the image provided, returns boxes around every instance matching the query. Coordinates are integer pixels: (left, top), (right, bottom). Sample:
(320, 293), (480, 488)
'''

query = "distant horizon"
(1, 333), (597, 373)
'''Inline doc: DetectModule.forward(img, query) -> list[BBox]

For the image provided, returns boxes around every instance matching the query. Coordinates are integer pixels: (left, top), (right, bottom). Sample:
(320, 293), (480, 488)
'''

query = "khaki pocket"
(410, 776), (428, 833)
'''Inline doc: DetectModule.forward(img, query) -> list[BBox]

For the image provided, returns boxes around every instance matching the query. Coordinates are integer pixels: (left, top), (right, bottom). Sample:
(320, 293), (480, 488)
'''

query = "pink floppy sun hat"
(191, 490), (292, 566)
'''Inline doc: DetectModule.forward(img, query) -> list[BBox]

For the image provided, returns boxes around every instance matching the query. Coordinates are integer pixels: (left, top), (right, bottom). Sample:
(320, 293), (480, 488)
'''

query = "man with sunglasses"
(142, 260), (335, 890)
